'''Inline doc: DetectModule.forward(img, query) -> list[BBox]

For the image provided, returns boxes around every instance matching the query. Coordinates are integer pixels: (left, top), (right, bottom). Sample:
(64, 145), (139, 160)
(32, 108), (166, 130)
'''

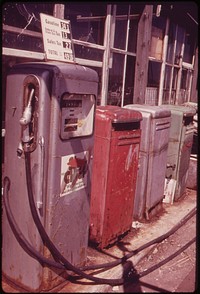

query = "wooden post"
(53, 4), (65, 19)
(133, 5), (153, 104)
(101, 5), (113, 106)
(158, 17), (170, 105)
(175, 32), (185, 105)
(190, 47), (198, 102)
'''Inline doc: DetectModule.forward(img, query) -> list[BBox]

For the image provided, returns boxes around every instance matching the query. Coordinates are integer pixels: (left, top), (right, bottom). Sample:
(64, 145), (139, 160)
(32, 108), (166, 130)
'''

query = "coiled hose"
(24, 152), (126, 286)
(3, 177), (196, 287)
(3, 151), (197, 286)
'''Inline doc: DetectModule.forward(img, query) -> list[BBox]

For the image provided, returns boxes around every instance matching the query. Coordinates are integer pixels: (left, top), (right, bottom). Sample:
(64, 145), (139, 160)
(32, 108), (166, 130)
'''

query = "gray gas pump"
(2, 61), (98, 291)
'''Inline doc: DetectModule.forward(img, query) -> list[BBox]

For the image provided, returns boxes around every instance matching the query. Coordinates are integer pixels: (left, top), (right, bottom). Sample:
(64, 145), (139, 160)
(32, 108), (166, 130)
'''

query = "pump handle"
(19, 88), (35, 126)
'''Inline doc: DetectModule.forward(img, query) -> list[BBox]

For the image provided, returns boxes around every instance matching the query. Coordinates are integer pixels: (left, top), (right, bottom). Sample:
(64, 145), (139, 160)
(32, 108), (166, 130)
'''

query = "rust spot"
(182, 141), (192, 153)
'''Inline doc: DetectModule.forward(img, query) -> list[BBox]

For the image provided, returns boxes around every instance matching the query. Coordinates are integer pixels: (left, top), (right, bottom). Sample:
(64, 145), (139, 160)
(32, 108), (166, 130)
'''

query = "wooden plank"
(2, 47), (103, 67)
(190, 47), (198, 102)
(75, 58), (102, 67)
(2, 47), (45, 59)
(157, 18), (170, 105)
(133, 5), (153, 104)
(175, 31), (185, 104)
(73, 39), (105, 50)
(3, 24), (42, 38)
(111, 47), (136, 56)
(53, 4), (65, 19)
(101, 5), (112, 106)
(76, 14), (139, 22)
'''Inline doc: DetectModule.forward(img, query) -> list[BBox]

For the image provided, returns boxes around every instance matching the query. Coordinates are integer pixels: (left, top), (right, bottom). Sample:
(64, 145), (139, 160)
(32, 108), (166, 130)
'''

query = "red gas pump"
(89, 106), (142, 248)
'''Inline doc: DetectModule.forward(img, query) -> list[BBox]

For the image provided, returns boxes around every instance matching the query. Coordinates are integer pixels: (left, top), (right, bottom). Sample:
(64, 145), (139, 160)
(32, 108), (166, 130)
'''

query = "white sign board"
(60, 151), (89, 196)
(40, 13), (75, 63)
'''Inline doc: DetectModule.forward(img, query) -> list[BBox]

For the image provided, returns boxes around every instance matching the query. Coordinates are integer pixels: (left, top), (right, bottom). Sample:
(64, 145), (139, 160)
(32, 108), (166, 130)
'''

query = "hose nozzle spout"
(20, 88), (35, 126)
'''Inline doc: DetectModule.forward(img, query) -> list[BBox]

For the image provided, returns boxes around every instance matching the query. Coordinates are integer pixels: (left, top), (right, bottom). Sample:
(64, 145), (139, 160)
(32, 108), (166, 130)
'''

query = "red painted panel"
(89, 106), (142, 248)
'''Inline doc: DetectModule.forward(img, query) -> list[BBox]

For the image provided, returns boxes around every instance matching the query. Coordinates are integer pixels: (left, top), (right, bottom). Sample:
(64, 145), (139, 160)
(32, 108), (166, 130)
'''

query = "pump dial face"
(60, 93), (95, 139)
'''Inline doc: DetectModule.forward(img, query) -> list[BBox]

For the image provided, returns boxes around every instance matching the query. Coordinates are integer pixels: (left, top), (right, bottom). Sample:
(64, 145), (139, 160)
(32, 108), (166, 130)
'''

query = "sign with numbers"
(40, 13), (75, 63)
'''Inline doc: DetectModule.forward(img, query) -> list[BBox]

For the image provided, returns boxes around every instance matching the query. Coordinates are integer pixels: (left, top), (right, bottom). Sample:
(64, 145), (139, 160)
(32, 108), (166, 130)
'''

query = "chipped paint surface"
(125, 145), (134, 171)
(90, 106), (141, 248)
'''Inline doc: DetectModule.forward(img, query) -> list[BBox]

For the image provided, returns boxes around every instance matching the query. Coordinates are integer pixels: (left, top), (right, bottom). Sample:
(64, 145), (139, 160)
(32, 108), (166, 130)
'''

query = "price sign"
(40, 13), (75, 63)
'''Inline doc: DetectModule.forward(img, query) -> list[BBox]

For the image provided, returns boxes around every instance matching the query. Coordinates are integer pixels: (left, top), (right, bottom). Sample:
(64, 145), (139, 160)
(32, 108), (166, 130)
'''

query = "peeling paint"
(125, 145), (134, 171)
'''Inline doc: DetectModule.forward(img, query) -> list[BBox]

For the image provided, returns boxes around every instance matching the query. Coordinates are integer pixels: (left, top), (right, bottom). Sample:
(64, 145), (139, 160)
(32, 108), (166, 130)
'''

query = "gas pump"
(2, 61), (98, 291)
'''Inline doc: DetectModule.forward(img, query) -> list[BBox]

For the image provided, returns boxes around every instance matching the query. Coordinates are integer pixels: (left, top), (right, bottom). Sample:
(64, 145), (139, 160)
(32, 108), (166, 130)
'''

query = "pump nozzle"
(20, 88), (35, 126)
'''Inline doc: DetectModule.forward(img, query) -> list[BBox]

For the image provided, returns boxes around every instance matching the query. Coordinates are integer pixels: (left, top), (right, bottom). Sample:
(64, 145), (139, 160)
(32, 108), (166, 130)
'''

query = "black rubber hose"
(3, 176), (65, 270)
(25, 153), (196, 271)
(3, 151), (196, 286)
(3, 176), (196, 288)
(138, 236), (196, 278)
(80, 205), (196, 271)
(24, 151), (125, 286)
(3, 165), (197, 286)
(2, 176), (124, 285)
(4, 174), (197, 270)
(24, 150), (197, 284)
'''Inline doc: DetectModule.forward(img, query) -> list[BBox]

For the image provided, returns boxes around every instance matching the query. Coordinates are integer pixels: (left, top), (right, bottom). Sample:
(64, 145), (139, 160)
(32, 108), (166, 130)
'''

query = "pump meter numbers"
(61, 99), (82, 108)
(64, 118), (78, 132)
(60, 93), (95, 139)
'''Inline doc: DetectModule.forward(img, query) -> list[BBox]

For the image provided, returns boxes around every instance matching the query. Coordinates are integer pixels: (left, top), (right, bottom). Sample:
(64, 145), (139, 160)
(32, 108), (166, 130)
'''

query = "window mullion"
(121, 5), (131, 107)
(175, 31), (185, 104)
(101, 5), (113, 105)
(109, 5), (116, 68)
(158, 17), (170, 105)
(169, 24), (178, 103)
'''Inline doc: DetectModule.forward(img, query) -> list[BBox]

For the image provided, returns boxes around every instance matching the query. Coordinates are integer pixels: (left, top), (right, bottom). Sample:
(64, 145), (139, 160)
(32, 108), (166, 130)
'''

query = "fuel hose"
(3, 152), (197, 286)
(3, 177), (196, 289)
(23, 151), (127, 286)
(3, 177), (64, 271)
(81, 204), (197, 271)
(3, 175), (125, 285)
